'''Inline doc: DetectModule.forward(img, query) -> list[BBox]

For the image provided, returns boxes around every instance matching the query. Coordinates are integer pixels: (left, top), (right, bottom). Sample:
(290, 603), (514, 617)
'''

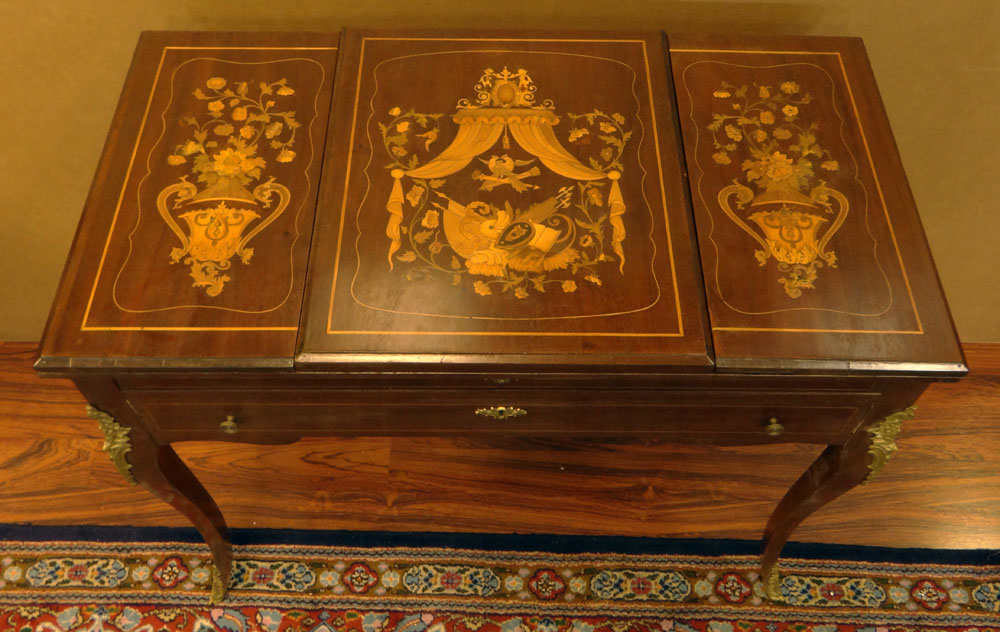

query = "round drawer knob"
(475, 406), (527, 420)
(764, 417), (785, 437)
(220, 415), (239, 434)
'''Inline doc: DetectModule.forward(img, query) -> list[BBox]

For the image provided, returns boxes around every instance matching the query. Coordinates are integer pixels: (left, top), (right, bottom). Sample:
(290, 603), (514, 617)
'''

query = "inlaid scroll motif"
(382, 67), (630, 301)
(709, 81), (848, 298)
(158, 76), (298, 296)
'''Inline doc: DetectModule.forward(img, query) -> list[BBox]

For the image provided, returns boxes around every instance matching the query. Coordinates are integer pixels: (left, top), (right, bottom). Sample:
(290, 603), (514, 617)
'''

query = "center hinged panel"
(299, 30), (711, 368)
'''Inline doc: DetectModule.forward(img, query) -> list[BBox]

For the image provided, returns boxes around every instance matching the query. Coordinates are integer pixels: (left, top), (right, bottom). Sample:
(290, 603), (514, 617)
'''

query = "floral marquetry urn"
(36, 32), (338, 361)
(158, 76), (299, 296)
(709, 80), (849, 298)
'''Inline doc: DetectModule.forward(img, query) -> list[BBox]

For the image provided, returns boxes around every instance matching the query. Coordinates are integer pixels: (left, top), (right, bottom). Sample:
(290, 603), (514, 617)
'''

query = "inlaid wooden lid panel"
(38, 32), (340, 370)
(668, 35), (965, 374)
(299, 30), (712, 369)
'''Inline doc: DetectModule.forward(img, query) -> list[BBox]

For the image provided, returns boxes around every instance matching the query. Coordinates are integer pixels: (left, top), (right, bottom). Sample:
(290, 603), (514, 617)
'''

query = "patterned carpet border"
(1, 525), (998, 631)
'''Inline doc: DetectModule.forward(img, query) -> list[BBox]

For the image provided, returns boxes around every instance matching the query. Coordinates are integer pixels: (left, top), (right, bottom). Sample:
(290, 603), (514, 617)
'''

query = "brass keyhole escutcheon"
(764, 417), (785, 436)
(220, 415), (239, 434)
(475, 406), (527, 420)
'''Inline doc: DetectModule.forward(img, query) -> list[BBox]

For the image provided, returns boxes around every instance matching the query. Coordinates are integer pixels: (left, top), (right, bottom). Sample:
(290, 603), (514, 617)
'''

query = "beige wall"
(2, 0), (996, 342)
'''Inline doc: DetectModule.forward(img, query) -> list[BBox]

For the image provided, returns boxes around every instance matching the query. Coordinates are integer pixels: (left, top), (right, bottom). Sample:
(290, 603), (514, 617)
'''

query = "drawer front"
(128, 389), (873, 443)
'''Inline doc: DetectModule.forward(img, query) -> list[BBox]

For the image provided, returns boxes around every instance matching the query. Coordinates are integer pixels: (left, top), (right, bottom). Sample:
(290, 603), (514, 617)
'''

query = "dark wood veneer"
(37, 31), (341, 369)
(298, 30), (712, 366)
(127, 386), (870, 443)
(668, 34), (965, 373)
(35, 30), (965, 604)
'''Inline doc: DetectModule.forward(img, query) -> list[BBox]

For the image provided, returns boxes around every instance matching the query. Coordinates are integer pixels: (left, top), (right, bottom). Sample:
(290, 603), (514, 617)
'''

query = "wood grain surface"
(299, 30), (712, 367)
(668, 34), (965, 374)
(2, 340), (997, 550)
(36, 32), (341, 370)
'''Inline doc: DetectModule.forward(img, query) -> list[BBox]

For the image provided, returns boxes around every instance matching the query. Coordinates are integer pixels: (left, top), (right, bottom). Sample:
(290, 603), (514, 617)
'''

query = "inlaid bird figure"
(433, 194), (511, 276)
(433, 187), (576, 277)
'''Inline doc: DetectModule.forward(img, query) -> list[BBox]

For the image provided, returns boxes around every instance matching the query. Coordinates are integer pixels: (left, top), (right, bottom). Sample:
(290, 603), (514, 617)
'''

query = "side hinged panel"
(37, 31), (341, 371)
(298, 29), (712, 369)
(667, 34), (965, 375)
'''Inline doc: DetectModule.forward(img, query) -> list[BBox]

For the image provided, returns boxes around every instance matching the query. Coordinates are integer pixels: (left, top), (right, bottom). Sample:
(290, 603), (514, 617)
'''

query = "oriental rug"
(0, 526), (997, 632)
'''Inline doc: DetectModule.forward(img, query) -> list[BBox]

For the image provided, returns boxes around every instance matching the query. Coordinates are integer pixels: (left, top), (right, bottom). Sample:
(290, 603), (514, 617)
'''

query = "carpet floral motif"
(1, 539), (998, 632)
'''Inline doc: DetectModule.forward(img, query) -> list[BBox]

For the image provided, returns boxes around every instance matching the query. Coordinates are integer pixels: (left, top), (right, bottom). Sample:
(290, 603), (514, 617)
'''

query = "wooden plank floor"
(1, 341), (998, 550)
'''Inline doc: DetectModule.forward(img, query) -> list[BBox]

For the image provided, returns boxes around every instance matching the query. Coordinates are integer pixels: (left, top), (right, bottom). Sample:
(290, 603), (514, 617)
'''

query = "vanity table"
(36, 30), (966, 604)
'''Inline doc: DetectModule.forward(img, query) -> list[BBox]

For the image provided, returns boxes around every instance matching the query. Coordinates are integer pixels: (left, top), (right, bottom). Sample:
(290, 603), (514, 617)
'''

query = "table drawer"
(128, 388), (873, 443)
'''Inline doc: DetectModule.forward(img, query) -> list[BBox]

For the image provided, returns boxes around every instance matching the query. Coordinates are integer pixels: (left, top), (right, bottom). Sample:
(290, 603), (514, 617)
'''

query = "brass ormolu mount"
(87, 405), (137, 485)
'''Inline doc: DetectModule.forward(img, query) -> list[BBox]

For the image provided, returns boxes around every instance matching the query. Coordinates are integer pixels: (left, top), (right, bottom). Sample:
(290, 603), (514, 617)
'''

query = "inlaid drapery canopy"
(385, 96), (626, 272)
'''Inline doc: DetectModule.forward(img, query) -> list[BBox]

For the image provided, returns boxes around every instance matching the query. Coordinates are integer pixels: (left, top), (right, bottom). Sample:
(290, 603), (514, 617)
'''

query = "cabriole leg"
(761, 405), (916, 601)
(88, 404), (233, 603)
